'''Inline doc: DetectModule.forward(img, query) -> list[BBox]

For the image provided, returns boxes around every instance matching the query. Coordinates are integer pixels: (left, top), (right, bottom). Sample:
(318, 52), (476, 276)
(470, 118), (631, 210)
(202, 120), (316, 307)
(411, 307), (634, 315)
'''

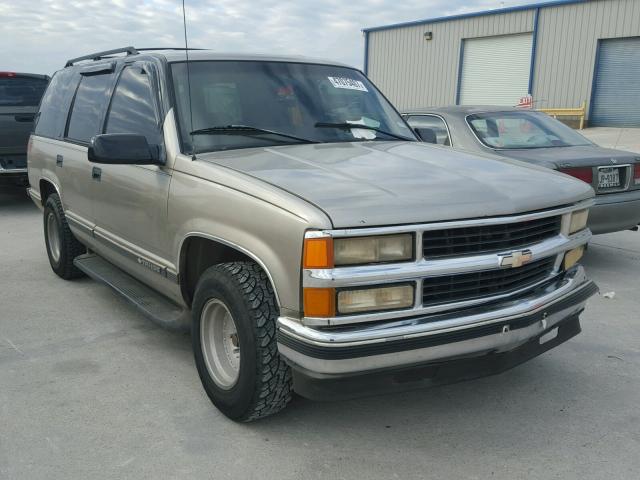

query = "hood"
(200, 142), (594, 228)
(493, 145), (639, 169)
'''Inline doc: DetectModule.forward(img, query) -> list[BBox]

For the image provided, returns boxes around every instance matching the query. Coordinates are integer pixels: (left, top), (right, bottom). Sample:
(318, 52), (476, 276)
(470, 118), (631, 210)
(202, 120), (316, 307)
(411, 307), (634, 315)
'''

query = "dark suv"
(0, 72), (49, 186)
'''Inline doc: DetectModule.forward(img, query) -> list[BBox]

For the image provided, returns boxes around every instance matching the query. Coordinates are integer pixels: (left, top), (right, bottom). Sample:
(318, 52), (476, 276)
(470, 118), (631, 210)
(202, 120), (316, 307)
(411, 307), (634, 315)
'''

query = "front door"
(91, 62), (173, 279)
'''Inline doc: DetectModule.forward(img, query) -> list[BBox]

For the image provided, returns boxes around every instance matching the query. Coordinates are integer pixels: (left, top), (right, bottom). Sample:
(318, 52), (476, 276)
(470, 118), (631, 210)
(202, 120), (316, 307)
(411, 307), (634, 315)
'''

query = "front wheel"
(192, 262), (292, 421)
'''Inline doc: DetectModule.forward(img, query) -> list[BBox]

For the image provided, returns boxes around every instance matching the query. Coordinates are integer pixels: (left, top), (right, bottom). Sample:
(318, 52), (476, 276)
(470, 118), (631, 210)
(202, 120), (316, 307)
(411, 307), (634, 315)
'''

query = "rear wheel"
(192, 262), (292, 421)
(43, 193), (85, 279)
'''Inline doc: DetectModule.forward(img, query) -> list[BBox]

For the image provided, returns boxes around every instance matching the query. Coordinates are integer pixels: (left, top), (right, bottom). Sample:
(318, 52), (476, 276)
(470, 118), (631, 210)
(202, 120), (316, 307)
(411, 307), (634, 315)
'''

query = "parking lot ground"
(581, 127), (640, 154)
(1, 185), (639, 480)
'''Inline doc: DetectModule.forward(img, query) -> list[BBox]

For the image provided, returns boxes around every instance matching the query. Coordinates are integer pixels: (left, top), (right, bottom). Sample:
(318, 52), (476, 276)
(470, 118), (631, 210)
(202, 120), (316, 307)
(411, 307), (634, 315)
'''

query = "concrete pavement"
(1, 186), (639, 480)
(581, 127), (640, 154)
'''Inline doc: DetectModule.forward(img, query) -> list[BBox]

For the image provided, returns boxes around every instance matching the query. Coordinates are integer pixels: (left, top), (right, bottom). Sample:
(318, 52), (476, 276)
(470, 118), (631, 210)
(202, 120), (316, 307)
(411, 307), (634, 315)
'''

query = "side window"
(406, 115), (451, 146)
(34, 69), (80, 139)
(105, 66), (161, 146)
(67, 73), (114, 143)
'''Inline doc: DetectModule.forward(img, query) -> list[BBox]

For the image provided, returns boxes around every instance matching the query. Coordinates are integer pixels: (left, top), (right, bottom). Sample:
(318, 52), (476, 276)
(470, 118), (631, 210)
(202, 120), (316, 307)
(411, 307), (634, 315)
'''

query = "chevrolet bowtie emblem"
(498, 249), (533, 268)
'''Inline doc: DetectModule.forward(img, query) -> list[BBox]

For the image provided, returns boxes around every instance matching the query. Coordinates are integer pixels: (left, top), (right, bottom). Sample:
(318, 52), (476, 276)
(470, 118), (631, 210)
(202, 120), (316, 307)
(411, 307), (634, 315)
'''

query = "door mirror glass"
(88, 134), (160, 165)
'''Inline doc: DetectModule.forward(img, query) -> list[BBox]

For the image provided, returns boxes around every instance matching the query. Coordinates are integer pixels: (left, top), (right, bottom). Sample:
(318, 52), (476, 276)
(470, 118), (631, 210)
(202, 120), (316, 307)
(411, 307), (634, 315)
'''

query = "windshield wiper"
(314, 122), (415, 141)
(189, 125), (317, 144)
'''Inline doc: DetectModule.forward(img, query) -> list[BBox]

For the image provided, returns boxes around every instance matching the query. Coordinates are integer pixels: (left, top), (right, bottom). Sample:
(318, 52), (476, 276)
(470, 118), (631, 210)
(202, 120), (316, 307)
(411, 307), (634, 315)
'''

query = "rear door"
(0, 73), (48, 171)
(60, 66), (116, 231)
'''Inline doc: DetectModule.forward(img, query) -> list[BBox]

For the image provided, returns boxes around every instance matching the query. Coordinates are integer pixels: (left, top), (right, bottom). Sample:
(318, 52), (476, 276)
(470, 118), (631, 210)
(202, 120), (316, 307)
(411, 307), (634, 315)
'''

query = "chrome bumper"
(277, 265), (597, 376)
(0, 167), (27, 174)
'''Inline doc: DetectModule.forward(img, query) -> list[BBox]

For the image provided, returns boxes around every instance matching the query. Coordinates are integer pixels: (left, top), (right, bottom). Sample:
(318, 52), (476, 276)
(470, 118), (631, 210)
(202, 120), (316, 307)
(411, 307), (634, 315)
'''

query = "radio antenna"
(182, 0), (196, 160)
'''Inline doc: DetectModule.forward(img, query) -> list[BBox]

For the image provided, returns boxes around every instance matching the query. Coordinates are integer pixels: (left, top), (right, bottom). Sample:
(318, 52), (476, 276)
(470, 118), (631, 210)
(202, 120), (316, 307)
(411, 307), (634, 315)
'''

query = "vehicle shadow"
(156, 314), (596, 441)
(0, 185), (36, 214)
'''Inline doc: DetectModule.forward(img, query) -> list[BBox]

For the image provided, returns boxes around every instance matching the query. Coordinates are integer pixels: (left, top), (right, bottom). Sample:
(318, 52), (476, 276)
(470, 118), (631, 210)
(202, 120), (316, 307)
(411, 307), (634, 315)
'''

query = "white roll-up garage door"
(459, 33), (533, 106)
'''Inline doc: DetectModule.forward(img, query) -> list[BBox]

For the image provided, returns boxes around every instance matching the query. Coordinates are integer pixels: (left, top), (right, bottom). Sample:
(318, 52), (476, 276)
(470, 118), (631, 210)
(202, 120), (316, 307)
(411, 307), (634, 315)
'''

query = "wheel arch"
(39, 178), (62, 206)
(178, 233), (282, 309)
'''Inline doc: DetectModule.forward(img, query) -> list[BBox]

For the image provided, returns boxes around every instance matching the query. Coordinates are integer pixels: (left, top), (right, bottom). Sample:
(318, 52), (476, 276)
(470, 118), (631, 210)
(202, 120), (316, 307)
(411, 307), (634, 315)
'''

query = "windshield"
(170, 61), (415, 153)
(467, 111), (592, 149)
(0, 76), (48, 107)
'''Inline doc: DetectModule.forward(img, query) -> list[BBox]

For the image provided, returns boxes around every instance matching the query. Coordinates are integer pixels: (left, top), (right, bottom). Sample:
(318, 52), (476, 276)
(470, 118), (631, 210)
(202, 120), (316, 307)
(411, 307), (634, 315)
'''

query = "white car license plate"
(598, 167), (621, 189)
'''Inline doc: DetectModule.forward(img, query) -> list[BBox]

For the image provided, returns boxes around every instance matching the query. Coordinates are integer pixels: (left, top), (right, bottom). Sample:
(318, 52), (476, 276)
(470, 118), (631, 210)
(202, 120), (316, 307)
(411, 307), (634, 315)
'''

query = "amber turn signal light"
(303, 237), (334, 269)
(303, 288), (336, 317)
(563, 246), (585, 270)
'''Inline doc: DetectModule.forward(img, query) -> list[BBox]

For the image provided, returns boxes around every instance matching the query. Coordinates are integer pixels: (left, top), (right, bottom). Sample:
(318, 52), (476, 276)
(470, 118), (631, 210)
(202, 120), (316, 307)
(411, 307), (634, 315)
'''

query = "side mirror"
(414, 127), (437, 144)
(88, 134), (161, 165)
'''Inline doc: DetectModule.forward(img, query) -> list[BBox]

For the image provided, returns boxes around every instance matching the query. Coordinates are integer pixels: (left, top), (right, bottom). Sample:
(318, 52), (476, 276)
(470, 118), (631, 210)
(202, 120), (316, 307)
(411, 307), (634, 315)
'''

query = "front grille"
(423, 216), (561, 260)
(422, 257), (556, 307)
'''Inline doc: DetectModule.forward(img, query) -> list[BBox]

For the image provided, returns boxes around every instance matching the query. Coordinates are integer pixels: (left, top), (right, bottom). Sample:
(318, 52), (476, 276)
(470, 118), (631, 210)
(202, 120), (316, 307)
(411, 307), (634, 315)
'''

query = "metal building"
(363, 0), (640, 127)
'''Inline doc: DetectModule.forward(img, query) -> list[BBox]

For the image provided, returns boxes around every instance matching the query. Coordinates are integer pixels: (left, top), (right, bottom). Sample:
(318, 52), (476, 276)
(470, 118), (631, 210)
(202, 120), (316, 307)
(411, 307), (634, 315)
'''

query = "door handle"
(14, 114), (35, 122)
(92, 166), (102, 181)
(56, 154), (63, 167)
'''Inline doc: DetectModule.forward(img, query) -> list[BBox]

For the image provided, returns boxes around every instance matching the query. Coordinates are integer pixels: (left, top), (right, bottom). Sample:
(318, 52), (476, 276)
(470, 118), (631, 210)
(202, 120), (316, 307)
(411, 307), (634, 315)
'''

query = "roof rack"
(136, 47), (206, 52)
(65, 47), (138, 67)
(64, 47), (207, 67)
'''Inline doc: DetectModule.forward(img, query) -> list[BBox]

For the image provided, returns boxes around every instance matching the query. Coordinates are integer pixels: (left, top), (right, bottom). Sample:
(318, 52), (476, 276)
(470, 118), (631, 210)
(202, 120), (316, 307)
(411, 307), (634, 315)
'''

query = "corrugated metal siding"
(367, 10), (535, 110)
(533, 0), (640, 115)
(590, 37), (640, 127)
(459, 33), (533, 105)
(367, 0), (640, 122)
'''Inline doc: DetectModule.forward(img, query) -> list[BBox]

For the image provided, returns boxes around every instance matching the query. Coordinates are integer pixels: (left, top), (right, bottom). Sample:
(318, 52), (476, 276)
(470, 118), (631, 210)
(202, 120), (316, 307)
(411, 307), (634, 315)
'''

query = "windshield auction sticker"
(328, 77), (368, 92)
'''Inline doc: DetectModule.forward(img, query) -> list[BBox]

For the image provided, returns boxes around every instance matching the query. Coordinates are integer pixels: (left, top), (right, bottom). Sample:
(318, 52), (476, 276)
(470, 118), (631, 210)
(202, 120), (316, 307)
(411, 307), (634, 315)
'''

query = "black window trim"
(405, 113), (453, 147)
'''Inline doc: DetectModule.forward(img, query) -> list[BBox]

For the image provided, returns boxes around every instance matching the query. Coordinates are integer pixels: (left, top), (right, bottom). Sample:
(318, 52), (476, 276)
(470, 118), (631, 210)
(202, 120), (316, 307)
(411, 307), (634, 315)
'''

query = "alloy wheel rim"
(46, 212), (62, 264)
(200, 299), (241, 389)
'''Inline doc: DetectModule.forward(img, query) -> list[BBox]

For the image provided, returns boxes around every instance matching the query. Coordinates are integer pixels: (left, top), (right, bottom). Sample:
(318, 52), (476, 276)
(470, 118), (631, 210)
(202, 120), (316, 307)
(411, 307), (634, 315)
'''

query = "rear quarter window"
(66, 73), (114, 143)
(0, 76), (48, 107)
(34, 69), (80, 139)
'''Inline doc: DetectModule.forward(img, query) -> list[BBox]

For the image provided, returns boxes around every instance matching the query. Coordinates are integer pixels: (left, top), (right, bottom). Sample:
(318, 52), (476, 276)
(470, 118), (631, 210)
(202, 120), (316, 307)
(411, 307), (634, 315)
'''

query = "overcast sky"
(2, 0), (532, 75)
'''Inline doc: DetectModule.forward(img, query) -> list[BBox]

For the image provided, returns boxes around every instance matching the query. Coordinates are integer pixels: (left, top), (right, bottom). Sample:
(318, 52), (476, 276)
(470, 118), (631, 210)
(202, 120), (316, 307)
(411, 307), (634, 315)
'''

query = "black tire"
(192, 262), (292, 422)
(43, 193), (86, 279)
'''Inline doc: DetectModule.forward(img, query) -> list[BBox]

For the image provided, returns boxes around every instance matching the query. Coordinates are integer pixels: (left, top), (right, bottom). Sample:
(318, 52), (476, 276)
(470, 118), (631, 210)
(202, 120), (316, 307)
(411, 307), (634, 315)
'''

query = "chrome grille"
(422, 216), (561, 260)
(422, 257), (556, 307)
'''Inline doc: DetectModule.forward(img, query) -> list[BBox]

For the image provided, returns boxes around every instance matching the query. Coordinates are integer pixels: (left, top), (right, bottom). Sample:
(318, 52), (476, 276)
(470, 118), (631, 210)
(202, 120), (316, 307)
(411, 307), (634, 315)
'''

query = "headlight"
(334, 234), (413, 265)
(569, 209), (589, 234)
(337, 284), (414, 314)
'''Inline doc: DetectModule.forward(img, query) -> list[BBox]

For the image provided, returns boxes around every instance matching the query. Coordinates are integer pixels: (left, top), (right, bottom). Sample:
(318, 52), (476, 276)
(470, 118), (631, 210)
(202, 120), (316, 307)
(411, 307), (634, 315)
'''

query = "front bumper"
(277, 266), (597, 379)
(291, 313), (583, 401)
(589, 189), (640, 234)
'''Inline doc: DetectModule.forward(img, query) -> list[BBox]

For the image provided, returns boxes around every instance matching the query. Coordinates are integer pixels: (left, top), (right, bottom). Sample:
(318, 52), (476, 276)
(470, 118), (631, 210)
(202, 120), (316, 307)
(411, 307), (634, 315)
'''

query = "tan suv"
(28, 47), (598, 421)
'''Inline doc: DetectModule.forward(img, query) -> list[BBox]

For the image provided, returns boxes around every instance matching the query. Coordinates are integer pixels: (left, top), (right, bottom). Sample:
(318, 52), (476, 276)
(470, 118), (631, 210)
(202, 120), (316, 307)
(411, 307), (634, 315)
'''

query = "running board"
(74, 253), (189, 332)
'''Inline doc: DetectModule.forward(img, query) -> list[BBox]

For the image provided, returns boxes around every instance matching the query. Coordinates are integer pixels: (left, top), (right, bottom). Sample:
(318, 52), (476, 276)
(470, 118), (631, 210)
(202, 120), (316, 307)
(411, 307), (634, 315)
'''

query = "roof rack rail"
(65, 47), (139, 67)
(136, 47), (206, 52)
